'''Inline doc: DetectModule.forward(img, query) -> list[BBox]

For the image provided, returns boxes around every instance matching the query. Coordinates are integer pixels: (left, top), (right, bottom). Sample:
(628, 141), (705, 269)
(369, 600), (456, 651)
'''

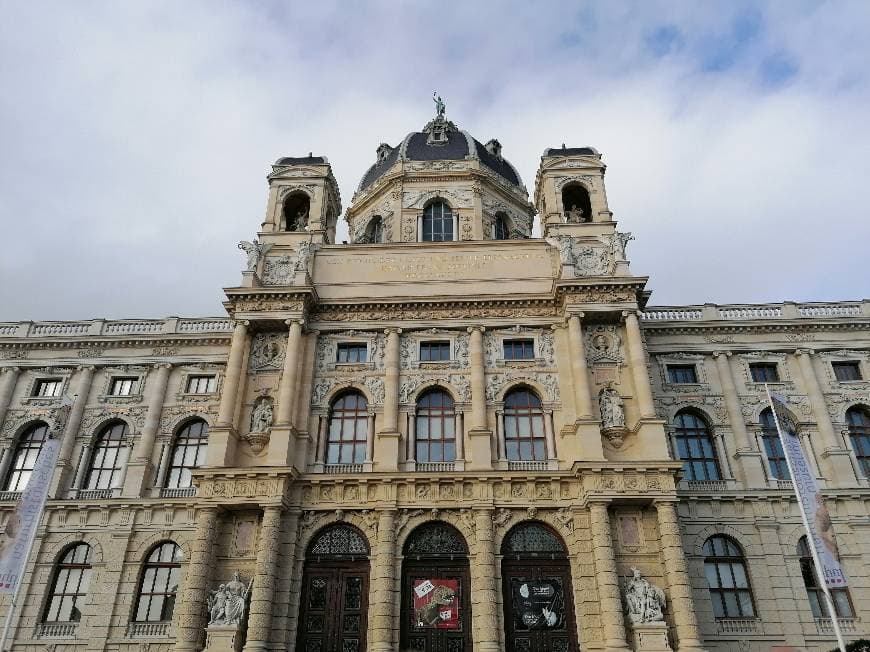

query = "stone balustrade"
(641, 300), (869, 322)
(0, 317), (233, 339)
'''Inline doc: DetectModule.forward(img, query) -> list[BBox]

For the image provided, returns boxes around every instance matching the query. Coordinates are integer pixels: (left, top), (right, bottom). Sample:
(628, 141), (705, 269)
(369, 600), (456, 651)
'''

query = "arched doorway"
(297, 523), (370, 652)
(501, 522), (578, 652)
(401, 521), (471, 652)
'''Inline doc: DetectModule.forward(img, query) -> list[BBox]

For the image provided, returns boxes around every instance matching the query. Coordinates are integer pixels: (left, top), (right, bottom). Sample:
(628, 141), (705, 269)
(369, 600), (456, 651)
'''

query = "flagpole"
(765, 384), (847, 652)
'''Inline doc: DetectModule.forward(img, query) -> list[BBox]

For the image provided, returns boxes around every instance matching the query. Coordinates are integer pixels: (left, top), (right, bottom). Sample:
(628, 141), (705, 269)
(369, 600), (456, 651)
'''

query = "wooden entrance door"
(400, 521), (472, 652)
(502, 561), (577, 652)
(500, 522), (578, 652)
(297, 562), (369, 652)
(401, 560), (471, 652)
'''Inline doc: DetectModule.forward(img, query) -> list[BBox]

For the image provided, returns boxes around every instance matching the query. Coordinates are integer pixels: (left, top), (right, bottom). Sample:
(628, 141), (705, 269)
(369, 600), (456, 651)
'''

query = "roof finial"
(433, 92), (446, 118)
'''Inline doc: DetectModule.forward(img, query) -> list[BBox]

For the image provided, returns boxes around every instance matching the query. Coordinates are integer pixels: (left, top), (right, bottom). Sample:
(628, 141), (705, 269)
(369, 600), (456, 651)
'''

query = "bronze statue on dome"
(433, 92), (446, 118)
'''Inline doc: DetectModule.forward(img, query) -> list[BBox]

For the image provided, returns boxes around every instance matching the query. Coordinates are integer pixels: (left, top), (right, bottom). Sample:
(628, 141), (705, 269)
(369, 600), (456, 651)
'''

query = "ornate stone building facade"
(0, 109), (868, 652)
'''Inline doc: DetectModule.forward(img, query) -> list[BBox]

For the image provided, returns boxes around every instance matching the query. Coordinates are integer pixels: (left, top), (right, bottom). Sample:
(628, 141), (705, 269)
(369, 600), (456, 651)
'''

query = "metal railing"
(126, 622), (172, 638)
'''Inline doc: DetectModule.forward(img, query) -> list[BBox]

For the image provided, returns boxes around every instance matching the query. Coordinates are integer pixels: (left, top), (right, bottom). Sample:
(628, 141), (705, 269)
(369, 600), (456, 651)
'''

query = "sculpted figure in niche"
(294, 241), (315, 274)
(599, 384), (625, 428)
(289, 206), (309, 231)
(625, 568), (666, 624)
(238, 239), (271, 272)
(207, 572), (252, 627)
(565, 204), (585, 223)
(251, 398), (274, 433)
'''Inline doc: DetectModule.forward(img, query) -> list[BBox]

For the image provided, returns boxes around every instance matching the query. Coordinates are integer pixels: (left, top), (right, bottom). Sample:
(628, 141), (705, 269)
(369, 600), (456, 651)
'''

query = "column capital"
(587, 497), (613, 508)
(152, 362), (173, 370)
(0, 366), (20, 375)
(712, 350), (732, 359)
(234, 319), (250, 328)
(621, 309), (642, 320)
(384, 327), (402, 335)
(75, 364), (97, 373)
(467, 325), (485, 333)
(284, 318), (305, 327)
(794, 348), (815, 357)
(567, 310), (585, 320)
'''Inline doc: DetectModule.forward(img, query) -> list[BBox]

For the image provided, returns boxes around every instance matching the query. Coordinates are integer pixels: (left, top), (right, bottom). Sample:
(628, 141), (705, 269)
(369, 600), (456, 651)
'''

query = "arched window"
(327, 392), (368, 465)
(504, 388), (547, 461)
(415, 390), (455, 463)
(797, 536), (853, 618)
(561, 184), (591, 223)
(308, 523), (370, 559)
(84, 421), (127, 490)
(846, 407), (870, 477)
(283, 192), (310, 231)
(501, 522), (567, 558)
(134, 542), (182, 623)
(3, 421), (49, 492)
(366, 216), (384, 243)
(493, 213), (510, 240)
(44, 543), (92, 623)
(421, 201), (453, 242)
(672, 411), (721, 481)
(760, 409), (790, 480)
(703, 535), (755, 619)
(165, 420), (208, 489)
(403, 521), (468, 557)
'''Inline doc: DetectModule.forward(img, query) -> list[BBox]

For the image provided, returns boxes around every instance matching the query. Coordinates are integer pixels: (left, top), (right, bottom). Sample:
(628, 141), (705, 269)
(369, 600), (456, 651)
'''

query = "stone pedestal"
(204, 624), (244, 652)
(630, 622), (672, 652)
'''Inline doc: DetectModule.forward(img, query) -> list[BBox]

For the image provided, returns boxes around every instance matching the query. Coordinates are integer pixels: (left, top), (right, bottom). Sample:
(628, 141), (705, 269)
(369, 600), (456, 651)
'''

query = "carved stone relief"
(585, 325), (623, 364)
(403, 188), (473, 210)
(249, 333), (286, 371)
(485, 372), (560, 402)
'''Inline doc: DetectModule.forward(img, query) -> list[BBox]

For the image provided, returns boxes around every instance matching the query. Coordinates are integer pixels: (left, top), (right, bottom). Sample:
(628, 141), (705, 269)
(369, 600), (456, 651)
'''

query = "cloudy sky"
(1, 1), (868, 321)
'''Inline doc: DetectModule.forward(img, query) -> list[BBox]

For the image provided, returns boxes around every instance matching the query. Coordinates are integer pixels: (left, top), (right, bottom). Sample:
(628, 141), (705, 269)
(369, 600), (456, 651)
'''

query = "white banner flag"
(768, 392), (848, 589)
(0, 437), (61, 594)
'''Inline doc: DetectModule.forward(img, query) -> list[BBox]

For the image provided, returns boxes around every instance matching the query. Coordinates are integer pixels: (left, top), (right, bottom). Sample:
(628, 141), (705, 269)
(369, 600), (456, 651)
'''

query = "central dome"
(357, 115), (524, 193)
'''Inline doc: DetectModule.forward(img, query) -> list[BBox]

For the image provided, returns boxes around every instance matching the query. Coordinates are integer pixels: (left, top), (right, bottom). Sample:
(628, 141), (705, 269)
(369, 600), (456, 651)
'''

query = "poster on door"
(413, 578), (460, 629)
(511, 578), (565, 630)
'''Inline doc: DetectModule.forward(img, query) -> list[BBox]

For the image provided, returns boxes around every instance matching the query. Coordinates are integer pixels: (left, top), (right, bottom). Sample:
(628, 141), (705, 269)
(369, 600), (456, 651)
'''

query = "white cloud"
(1, 1), (868, 319)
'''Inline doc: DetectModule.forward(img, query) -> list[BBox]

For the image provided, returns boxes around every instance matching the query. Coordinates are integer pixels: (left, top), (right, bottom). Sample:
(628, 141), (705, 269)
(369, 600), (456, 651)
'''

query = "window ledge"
(35, 622), (78, 639)
(21, 397), (61, 406)
(498, 358), (545, 368)
(507, 460), (550, 472)
(98, 394), (143, 404)
(715, 618), (761, 634)
(331, 362), (374, 372)
(126, 622), (172, 638)
(415, 462), (457, 472)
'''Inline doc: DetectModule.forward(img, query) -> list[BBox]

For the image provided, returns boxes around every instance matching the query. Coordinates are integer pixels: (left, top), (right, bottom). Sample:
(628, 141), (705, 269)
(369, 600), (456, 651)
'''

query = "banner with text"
(0, 437), (61, 594)
(768, 392), (848, 589)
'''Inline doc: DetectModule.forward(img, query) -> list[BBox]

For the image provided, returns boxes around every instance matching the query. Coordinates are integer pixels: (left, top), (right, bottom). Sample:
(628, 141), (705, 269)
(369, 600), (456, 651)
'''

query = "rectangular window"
(420, 341), (451, 362)
(186, 375), (216, 394)
(667, 365), (698, 384)
(336, 343), (368, 363)
(503, 339), (535, 360)
(750, 362), (779, 383)
(833, 361), (862, 382)
(109, 377), (137, 396)
(34, 379), (62, 397)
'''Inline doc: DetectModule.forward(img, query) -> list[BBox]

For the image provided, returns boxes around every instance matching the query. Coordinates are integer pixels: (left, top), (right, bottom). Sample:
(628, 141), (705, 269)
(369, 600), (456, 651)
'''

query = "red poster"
(413, 579), (460, 629)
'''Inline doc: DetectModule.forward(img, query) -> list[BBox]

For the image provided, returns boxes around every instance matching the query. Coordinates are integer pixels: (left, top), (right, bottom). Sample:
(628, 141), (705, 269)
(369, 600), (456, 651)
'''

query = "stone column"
(495, 410), (506, 462)
(374, 328), (401, 471)
(208, 321), (248, 467)
(712, 351), (766, 487)
(406, 412), (416, 464)
(175, 506), (219, 652)
(243, 506), (284, 652)
(655, 501), (704, 652)
(471, 509), (500, 652)
(567, 313), (593, 418)
(125, 363), (171, 496)
(467, 327), (493, 470)
(543, 408), (556, 461)
(217, 321), (248, 428)
(315, 415), (329, 467)
(794, 349), (854, 485)
(365, 413), (376, 465)
(623, 311), (655, 418)
(454, 411), (464, 461)
(276, 320), (304, 427)
(369, 510), (397, 652)
(0, 367), (20, 431)
(52, 365), (95, 496)
(589, 501), (629, 651)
